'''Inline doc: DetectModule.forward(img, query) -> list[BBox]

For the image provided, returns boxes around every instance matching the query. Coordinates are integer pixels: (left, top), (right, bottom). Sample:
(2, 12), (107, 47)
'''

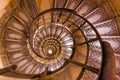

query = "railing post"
(99, 41), (116, 80)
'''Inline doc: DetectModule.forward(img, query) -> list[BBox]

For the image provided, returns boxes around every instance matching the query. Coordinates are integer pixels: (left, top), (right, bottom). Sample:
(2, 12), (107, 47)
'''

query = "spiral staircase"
(0, 0), (120, 80)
